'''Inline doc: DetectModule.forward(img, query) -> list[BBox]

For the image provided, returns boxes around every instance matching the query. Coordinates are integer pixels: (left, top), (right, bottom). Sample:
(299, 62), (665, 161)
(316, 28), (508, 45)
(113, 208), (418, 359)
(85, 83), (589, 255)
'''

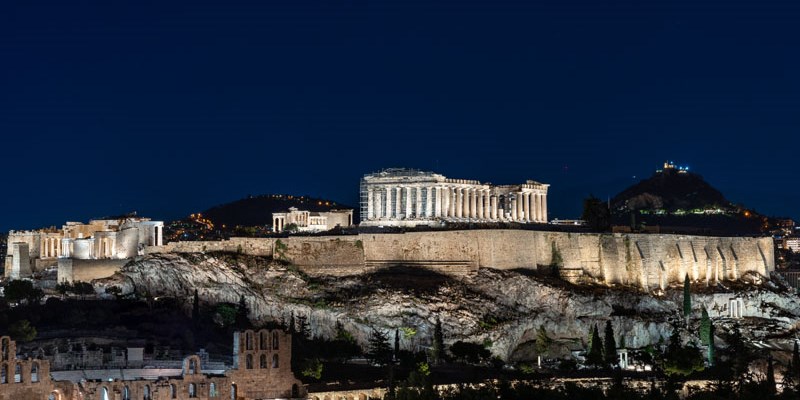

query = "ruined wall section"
(146, 231), (773, 289)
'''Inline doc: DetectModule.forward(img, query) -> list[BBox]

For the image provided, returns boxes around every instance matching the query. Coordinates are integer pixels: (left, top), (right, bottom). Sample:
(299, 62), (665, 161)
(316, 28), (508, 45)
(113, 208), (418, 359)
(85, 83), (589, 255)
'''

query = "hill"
(611, 167), (730, 214)
(200, 194), (354, 227)
(609, 164), (764, 235)
(164, 194), (356, 241)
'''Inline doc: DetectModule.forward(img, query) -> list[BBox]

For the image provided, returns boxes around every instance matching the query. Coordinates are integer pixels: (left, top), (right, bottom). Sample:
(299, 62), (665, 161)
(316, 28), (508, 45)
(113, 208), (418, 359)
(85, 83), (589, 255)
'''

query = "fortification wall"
(147, 230), (774, 289)
(58, 258), (130, 283)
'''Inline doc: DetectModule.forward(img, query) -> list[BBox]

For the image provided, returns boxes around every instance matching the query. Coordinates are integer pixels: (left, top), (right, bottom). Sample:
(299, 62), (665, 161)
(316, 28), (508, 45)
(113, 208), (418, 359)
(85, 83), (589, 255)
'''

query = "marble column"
(490, 195), (498, 220)
(415, 187), (423, 218)
(62, 238), (71, 258)
(453, 188), (462, 218)
(405, 187), (412, 219)
(425, 187), (433, 217)
(395, 186), (402, 218)
(367, 187), (375, 220)
(469, 189), (477, 218)
(476, 190), (484, 220)
(523, 192), (530, 222)
(375, 192), (382, 220)
(385, 187), (393, 218)
(541, 193), (548, 223)
(511, 196), (518, 221)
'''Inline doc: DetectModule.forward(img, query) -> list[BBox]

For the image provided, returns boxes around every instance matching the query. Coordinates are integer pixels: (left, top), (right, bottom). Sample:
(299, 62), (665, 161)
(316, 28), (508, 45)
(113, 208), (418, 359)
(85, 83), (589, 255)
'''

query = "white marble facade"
(360, 168), (549, 226)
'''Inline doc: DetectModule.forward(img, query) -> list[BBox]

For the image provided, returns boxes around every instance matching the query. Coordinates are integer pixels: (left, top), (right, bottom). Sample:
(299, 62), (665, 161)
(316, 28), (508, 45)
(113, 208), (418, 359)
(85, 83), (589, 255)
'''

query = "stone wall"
(58, 259), (130, 283)
(146, 230), (774, 290)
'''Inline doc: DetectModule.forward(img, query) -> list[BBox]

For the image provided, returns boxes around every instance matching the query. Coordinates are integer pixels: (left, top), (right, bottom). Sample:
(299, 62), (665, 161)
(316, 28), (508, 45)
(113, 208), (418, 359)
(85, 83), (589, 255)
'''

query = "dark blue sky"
(2, 0), (799, 231)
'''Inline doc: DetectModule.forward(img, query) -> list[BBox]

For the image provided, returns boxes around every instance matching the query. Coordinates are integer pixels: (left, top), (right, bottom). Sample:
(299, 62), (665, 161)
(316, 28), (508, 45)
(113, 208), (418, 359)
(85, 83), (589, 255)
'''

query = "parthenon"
(359, 168), (549, 227)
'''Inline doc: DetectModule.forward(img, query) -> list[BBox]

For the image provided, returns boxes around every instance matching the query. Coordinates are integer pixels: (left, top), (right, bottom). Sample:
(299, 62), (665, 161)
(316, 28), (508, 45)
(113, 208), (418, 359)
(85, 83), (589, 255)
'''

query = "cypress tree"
(699, 307), (711, 345)
(192, 289), (200, 324)
(587, 324), (604, 367)
(432, 318), (444, 364)
(794, 341), (800, 379)
(235, 295), (250, 329)
(683, 274), (691, 318)
(707, 321), (715, 366)
(604, 320), (617, 366)
(394, 329), (400, 360)
(766, 355), (776, 394)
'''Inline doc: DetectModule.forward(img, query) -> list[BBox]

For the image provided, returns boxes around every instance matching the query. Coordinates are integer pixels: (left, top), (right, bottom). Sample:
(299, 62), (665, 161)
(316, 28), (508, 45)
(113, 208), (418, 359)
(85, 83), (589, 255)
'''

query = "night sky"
(2, 1), (799, 232)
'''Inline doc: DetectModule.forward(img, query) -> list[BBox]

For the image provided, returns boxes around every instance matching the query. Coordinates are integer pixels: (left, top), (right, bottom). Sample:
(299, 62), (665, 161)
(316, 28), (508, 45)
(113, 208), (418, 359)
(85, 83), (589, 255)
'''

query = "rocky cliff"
(100, 252), (800, 362)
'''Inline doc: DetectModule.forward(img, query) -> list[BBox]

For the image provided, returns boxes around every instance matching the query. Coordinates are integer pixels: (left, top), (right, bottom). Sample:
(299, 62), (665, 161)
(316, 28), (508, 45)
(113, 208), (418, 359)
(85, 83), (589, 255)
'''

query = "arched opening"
(170, 384), (177, 399)
(188, 383), (197, 398)
(209, 382), (218, 398)
(102, 387), (110, 400)
(292, 384), (299, 398)
(231, 384), (237, 400)
(260, 331), (268, 350)
(31, 362), (39, 382)
(272, 354), (279, 368)
(189, 358), (197, 374)
(260, 354), (267, 369)
(13, 363), (21, 383)
(272, 332), (279, 349)
(48, 391), (60, 400)
(143, 385), (151, 400)
(245, 353), (253, 369)
(246, 332), (253, 350)
(123, 385), (131, 400)
(0, 363), (6, 383)
(1, 338), (9, 360)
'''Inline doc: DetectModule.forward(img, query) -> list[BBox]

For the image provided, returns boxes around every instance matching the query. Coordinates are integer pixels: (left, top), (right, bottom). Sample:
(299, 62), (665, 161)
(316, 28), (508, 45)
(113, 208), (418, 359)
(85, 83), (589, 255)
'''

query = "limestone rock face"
(99, 253), (800, 362)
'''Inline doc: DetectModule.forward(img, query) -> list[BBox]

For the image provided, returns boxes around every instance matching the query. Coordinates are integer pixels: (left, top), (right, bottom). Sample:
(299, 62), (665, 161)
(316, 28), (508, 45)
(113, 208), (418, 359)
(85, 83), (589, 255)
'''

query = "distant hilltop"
(165, 194), (355, 241)
(610, 161), (763, 235)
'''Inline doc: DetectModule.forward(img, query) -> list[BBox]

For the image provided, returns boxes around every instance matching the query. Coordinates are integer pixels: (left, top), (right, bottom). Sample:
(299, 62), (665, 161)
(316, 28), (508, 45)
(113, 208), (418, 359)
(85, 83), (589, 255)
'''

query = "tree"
(582, 195), (611, 232)
(604, 320), (618, 367)
(296, 314), (310, 340)
(235, 295), (250, 329)
(699, 307), (711, 345)
(450, 341), (491, 364)
(367, 328), (392, 366)
(394, 329), (400, 360)
(793, 341), (800, 380)
(586, 324), (604, 367)
(300, 358), (323, 380)
(9, 319), (37, 342)
(432, 317), (444, 364)
(535, 326), (553, 359)
(707, 321), (715, 367)
(766, 355), (776, 395)
(663, 327), (704, 377)
(192, 289), (200, 323)
(4, 280), (43, 304)
(683, 274), (691, 318)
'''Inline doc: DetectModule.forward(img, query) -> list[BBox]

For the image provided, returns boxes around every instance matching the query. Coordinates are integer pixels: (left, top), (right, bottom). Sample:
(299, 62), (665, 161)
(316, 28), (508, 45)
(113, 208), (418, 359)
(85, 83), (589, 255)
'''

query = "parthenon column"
(425, 187), (433, 217)
(375, 192), (382, 220)
(476, 190), (484, 220)
(541, 193), (548, 222)
(415, 187), (423, 218)
(510, 196), (518, 221)
(395, 186), (402, 218)
(523, 192), (530, 222)
(455, 188), (462, 218)
(490, 195), (498, 220)
(385, 187), (393, 218)
(469, 189), (477, 218)
(405, 186), (412, 219)
(531, 193), (539, 222)
(367, 187), (375, 220)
